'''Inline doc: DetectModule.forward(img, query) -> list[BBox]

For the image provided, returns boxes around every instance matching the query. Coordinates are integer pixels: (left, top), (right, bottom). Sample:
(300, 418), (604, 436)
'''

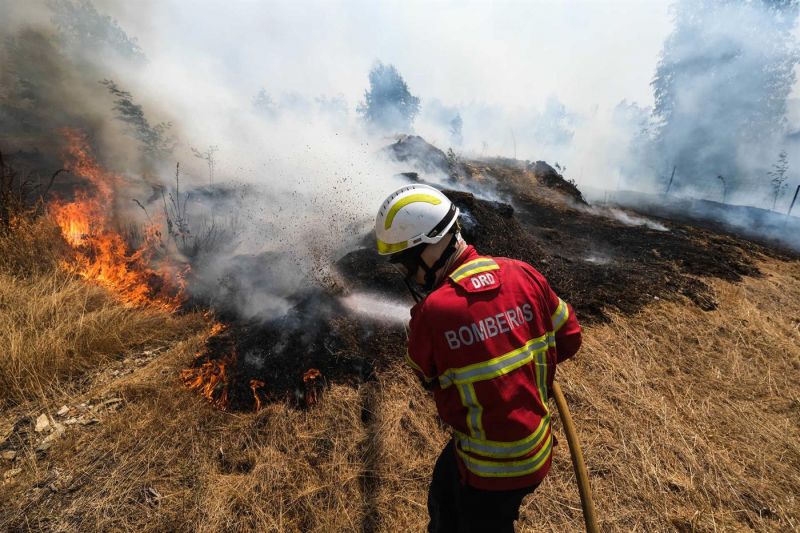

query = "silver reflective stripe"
(457, 433), (553, 477)
(457, 414), (550, 458)
(535, 350), (549, 409)
(552, 298), (569, 332)
(439, 334), (554, 388)
(458, 383), (484, 439)
(449, 258), (497, 281)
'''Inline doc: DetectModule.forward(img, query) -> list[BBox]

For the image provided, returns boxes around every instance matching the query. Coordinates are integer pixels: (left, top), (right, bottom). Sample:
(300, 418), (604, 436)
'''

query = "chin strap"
(403, 277), (426, 304)
(404, 236), (459, 303)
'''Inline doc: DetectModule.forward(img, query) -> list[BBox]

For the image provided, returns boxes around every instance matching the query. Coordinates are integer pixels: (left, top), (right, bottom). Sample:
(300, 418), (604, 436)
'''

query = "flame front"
(181, 322), (234, 410)
(250, 379), (266, 411)
(181, 353), (233, 410)
(50, 129), (185, 310)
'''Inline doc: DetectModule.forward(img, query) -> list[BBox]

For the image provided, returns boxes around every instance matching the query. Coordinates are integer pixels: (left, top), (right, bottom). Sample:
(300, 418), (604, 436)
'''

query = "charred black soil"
(184, 154), (794, 412)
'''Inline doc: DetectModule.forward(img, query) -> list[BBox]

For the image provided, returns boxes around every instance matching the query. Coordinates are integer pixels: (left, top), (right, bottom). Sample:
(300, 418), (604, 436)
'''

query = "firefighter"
(375, 184), (582, 533)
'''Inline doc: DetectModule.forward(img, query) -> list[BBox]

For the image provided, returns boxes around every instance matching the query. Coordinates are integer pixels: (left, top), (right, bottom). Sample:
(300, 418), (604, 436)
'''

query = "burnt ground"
(195, 290), (404, 411)
(184, 144), (797, 411)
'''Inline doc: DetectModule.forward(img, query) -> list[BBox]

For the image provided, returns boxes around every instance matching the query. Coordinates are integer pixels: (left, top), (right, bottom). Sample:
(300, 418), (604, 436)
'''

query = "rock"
(36, 441), (53, 453)
(34, 414), (52, 433)
(4, 468), (22, 480)
(79, 418), (99, 426)
(57, 405), (70, 417)
(64, 417), (78, 425)
(1, 450), (17, 461)
(41, 424), (65, 445)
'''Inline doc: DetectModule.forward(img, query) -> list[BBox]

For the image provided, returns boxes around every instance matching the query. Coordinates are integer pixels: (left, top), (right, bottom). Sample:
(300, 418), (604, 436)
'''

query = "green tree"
(101, 80), (174, 166)
(357, 62), (420, 132)
(651, 0), (799, 191)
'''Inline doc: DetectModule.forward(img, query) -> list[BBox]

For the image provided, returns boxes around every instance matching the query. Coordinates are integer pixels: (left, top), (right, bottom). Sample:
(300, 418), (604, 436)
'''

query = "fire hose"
(552, 381), (599, 533)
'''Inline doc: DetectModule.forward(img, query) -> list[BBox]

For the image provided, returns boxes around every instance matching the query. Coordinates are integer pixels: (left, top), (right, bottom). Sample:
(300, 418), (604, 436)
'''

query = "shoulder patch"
(449, 258), (501, 293)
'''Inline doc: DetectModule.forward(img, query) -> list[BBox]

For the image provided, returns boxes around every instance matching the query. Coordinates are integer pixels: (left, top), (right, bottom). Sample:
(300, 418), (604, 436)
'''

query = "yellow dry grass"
(0, 216), (798, 532)
(0, 216), (206, 407)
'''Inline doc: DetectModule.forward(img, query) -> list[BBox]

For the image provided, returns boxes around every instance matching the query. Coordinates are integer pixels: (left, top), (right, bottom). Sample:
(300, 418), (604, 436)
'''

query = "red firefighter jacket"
(406, 246), (582, 491)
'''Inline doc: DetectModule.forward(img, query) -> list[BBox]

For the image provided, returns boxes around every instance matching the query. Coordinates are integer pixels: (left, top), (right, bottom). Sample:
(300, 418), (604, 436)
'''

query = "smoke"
(1, 0), (414, 322)
(1, 0), (799, 322)
(644, 1), (800, 202)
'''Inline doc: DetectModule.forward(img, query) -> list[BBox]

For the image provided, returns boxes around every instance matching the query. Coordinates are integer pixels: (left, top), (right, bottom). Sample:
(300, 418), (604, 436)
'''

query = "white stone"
(34, 414), (52, 433)
(56, 405), (70, 417)
(41, 425), (65, 445)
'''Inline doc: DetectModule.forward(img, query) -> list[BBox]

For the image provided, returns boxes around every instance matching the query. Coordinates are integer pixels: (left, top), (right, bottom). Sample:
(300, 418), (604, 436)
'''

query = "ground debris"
(3, 467), (22, 480)
(34, 414), (52, 433)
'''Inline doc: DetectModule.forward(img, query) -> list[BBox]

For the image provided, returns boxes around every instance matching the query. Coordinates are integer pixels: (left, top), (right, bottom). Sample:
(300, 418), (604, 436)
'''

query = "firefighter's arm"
(406, 305), (438, 388)
(522, 262), (582, 363)
(548, 288), (582, 363)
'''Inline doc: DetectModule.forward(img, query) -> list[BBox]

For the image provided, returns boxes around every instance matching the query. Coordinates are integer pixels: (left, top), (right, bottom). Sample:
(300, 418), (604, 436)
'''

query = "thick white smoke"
(2, 0), (799, 317)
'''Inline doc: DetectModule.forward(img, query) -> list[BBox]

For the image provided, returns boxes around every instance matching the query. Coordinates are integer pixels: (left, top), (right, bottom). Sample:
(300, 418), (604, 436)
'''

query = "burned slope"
(185, 162), (780, 411)
(341, 187), (772, 325)
(450, 189), (770, 322)
(462, 158), (587, 206)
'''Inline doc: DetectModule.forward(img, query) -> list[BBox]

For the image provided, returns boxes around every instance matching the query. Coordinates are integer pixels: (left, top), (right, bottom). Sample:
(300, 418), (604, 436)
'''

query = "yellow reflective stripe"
(384, 193), (442, 230)
(449, 258), (499, 283)
(457, 383), (485, 439)
(439, 333), (554, 388)
(551, 298), (569, 332)
(457, 432), (553, 478)
(377, 238), (409, 254)
(535, 350), (549, 413)
(452, 263), (500, 283)
(456, 414), (550, 458)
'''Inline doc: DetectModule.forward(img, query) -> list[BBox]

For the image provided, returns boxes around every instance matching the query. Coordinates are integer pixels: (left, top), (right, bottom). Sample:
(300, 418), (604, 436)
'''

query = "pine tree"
(357, 62), (420, 132)
(650, 0), (800, 191)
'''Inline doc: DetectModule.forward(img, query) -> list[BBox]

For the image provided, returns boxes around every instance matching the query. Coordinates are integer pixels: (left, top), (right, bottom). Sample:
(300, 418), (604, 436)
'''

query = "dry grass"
(0, 215), (205, 407)
(1, 216), (798, 532)
(0, 215), (67, 278)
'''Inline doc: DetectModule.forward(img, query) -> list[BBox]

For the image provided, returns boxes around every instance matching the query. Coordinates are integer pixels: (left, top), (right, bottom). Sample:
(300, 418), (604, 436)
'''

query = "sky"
(106, 0), (674, 113)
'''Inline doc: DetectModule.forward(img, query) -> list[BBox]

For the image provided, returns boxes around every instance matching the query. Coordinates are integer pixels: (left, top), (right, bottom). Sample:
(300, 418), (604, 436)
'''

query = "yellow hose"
(552, 381), (599, 533)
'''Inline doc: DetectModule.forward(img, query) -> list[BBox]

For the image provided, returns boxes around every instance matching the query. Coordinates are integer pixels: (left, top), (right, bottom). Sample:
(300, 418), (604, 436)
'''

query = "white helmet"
(375, 184), (459, 256)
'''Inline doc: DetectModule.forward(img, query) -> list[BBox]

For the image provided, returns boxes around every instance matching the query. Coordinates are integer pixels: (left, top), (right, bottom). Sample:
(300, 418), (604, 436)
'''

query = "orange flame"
(181, 321), (234, 409)
(181, 351), (234, 410)
(50, 129), (185, 310)
(249, 379), (266, 411)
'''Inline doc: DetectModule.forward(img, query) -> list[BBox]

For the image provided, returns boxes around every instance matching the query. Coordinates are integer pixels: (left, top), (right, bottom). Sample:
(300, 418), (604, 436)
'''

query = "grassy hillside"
(0, 212), (798, 532)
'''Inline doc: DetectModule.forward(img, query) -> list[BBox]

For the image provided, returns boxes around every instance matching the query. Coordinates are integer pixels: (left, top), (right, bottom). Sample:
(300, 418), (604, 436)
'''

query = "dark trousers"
(427, 441), (537, 533)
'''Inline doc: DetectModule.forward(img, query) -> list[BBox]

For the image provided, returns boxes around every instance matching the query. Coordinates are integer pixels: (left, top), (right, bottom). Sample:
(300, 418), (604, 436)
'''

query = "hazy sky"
(107, 0), (674, 113)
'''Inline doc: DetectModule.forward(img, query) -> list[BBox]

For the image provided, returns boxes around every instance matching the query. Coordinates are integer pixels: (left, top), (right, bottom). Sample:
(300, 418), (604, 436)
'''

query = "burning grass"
(50, 130), (187, 311)
(0, 215), (205, 408)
